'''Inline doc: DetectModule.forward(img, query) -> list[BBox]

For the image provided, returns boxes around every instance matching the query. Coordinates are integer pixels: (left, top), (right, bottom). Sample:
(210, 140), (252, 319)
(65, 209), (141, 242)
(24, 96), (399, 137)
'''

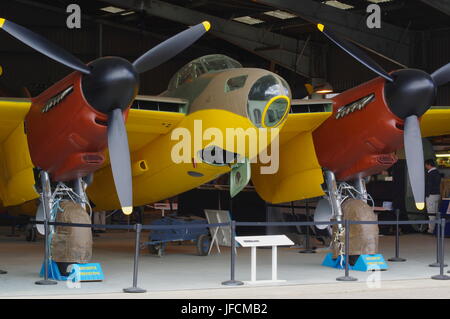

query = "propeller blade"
(317, 24), (394, 82)
(108, 108), (133, 215)
(431, 62), (450, 87)
(133, 21), (210, 74)
(0, 18), (90, 74)
(404, 115), (425, 210)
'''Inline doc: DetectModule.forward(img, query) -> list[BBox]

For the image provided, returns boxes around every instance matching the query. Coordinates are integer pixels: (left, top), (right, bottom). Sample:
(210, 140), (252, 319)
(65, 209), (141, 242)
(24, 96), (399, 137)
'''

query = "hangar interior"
(0, 0), (449, 297)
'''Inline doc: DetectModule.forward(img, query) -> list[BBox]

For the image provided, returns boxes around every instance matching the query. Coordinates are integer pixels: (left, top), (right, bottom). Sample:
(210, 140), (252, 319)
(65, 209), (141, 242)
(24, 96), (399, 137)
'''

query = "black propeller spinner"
(385, 69), (436, 120)
(0, 18), (211, 214)
(317, 23), (450, 210)
(82, 57), (139, 114)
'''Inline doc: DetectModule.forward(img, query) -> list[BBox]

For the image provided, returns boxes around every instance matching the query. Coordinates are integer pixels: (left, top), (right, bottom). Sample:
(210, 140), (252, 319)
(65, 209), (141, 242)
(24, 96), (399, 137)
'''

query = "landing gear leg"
(73, 177), (88, 209)
(324, 170), (348, 267)
(324, 170), (344, 231)
(35, 171), (57, 286)
(354, 177), (368, 203)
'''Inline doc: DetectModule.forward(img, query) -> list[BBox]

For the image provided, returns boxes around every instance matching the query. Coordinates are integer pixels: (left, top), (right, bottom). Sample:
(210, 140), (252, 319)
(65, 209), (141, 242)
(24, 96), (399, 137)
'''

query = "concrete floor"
(0, 228), (449, 298)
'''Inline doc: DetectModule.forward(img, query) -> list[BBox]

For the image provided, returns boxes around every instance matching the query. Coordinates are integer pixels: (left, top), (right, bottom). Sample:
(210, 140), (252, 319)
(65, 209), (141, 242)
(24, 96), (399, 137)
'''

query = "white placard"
(236, 235), (294, 247)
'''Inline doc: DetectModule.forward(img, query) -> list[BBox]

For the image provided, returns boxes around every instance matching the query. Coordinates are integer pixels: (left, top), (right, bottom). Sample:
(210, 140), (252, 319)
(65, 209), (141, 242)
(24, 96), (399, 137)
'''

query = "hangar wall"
(429, 29), (450, 106)
(327, 30), (450, 105)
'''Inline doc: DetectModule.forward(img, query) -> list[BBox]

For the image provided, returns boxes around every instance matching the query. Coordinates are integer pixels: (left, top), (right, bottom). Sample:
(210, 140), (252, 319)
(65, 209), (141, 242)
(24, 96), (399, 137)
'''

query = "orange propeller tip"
(0, 18), (5, 28)
(317, 23), (325, 32)
(122, 206), (133, 215)
(202, 21), (211, 32)
(416, 202), (425, 210)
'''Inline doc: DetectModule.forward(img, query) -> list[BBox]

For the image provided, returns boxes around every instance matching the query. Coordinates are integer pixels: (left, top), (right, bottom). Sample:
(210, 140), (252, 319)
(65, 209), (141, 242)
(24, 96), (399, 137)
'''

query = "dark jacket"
(425, 168), (441, 197)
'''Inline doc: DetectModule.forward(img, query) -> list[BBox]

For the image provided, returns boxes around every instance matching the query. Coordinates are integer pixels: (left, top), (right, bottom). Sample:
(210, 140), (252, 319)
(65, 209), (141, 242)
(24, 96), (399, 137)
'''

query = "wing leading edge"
(0, 98), (38, 206)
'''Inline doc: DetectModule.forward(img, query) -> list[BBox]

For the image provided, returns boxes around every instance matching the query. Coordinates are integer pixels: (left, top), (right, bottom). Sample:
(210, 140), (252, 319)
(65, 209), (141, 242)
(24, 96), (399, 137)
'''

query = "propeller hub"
(81, 57), (139, 114)
(384, 69), (436, 119)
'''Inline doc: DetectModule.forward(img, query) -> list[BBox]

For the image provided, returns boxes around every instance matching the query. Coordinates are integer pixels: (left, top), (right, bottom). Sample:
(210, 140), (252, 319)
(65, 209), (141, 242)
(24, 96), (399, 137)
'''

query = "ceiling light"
(323, 1), (354, 10)
(314, 82), (334, 94)
(263, 10), (297, 20)
(233, 16), (265, 25)
(436, 154), (450, 158)
(121, 11), (135, 16)
(100, 6), (125, 14)
(367, 0), (393, 3)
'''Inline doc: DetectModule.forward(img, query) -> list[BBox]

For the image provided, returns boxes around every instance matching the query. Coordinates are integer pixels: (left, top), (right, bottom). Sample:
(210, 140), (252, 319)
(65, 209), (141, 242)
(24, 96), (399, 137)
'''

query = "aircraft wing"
(420, 107), (450, 137)
(251, 98), (333, 204)
(126, 95), (187, 152)
(0, 98), (39, 206)
(93, 95), (188, 169)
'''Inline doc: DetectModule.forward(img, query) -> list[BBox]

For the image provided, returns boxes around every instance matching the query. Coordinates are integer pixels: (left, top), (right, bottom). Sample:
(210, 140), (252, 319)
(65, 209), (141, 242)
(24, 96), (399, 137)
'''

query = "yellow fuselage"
(87, 109), (276, 210)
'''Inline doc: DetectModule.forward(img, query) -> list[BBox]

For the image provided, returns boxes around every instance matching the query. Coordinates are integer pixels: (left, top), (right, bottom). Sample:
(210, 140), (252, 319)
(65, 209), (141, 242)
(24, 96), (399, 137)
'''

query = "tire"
(148, 244), (158, 255)
(197, 234), (211, 256)
(149, 244), (165, 257)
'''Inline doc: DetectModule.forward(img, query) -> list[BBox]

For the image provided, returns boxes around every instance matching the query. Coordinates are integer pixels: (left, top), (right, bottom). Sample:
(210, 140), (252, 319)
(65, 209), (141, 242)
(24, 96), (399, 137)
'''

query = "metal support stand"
(222, 220), (243, 286)
(124, 224), (147, 293)
(430, 217), (447, 268)
(388, 209), (406, 262)
(432, 219), (450, 280)
(336, 220), (357, 282)
(300, 200), (315, 254)
(35, 171), (57, 285)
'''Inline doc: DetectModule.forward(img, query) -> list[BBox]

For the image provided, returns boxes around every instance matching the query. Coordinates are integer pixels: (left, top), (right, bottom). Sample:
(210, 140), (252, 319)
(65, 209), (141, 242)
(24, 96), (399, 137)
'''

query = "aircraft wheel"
(148, 244), (158, 255)
(149, 244), (165, 257)
(197, 234), (211, 256)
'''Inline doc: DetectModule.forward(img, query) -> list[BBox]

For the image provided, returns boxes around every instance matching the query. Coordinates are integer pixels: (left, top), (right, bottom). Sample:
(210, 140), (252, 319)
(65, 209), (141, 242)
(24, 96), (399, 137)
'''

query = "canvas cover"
(51, 201), (92, 263)
(333, 199), (378, 258)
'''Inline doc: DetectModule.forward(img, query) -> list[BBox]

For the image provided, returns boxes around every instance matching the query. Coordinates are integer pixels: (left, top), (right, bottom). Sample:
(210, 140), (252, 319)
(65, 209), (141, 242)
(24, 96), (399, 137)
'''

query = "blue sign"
(40, 260), (104, 282)
(322, 253), (388, 272)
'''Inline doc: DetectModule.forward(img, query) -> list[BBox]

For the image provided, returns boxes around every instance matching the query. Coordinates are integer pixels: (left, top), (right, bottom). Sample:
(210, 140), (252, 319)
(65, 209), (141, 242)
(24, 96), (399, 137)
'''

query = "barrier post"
(430, 213), (447, 267)
(123, 223), (147, 293)
(337, 219), (357, 282)
(222, 220), (243, 286)
(388, 209), (406, 262)
(300, 200), (315, 254)
(432, 218), (450, 280)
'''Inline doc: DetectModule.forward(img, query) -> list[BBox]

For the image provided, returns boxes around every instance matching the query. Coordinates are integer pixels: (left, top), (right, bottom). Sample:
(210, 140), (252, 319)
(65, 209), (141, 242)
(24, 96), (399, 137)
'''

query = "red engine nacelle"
(25, 72), (126, 182)
(313, 77), (404, 181)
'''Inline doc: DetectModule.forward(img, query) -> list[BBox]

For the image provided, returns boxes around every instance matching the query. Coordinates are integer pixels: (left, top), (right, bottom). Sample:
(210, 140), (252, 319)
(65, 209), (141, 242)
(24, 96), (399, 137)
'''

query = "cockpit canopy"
(168, 54), (242, 91)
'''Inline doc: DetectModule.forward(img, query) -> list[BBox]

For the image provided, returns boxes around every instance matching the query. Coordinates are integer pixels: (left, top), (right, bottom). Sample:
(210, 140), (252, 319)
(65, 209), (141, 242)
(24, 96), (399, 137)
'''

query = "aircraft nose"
(81, 57), (139, 114)
(246, 74), (291, 128)
(384, 69), (436, 119)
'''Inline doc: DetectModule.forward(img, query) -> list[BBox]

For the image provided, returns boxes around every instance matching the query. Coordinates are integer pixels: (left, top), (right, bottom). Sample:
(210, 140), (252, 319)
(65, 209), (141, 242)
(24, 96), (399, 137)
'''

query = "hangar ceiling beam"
(253, 0), (411, 67)
(101, 0), (326, 78)
(420, 0), (450, 16)
(13, 0), (169, 43)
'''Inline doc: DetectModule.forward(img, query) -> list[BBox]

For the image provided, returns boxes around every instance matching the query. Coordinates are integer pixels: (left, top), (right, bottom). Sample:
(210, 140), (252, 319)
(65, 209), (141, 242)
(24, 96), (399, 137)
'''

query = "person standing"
(425, 159), (442, 234)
